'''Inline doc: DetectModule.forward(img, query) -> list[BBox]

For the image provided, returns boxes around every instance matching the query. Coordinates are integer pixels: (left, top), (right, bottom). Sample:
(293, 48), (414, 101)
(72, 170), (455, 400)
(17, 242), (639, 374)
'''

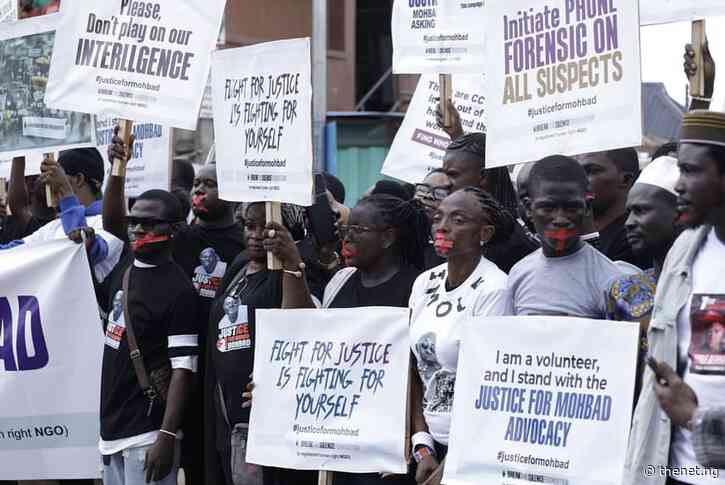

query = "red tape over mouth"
(434, 232), (454, 254)
(341, 242), (357, 259)
(544, 228), (578, 253)
(131, 234), (170, 251)
(192, 194), (209, 212)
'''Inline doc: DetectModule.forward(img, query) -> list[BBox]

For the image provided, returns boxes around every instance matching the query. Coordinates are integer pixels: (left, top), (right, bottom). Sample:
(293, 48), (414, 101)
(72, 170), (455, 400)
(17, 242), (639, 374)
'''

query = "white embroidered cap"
(634, 155), (679, 196)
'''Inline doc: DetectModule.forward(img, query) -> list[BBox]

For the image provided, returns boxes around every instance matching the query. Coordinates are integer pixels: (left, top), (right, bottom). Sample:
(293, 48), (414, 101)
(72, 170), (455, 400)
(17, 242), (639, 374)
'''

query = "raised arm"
(103, 126), (136, 242)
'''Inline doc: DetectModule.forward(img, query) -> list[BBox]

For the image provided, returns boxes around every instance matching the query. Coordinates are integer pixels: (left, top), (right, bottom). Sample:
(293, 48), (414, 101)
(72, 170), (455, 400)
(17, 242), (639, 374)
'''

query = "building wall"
(225, 0), (356, 111)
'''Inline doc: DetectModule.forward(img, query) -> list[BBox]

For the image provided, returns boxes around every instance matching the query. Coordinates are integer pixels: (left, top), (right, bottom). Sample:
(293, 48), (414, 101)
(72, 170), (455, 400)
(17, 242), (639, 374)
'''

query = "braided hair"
(357, 194), (430, 271)
(446, 133), (519, 214)
(459, 187), (515, 246)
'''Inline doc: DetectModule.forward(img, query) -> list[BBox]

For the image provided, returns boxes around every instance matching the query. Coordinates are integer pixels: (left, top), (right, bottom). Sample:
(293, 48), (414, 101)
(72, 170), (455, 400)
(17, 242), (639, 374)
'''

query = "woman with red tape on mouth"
(256, 193), (430, 485)
(409, 187), (511, 484)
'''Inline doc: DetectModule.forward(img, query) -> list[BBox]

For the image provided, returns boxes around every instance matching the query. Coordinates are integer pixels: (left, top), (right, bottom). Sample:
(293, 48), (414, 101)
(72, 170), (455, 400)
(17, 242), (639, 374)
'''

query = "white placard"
(44, 0), (226, 130)
(247, 307), (410, 474)
(0, 15), (96, 159)
(392, 0), (486, 74)
(382, 74), (486, 184)
(484, 0), (642, 168)
(443, 316), (638, 485)
(0, 240), (103, 480)
(639, 0), (725, 26)
(97, 118), (171, 198)
(212, 38), (313, 206)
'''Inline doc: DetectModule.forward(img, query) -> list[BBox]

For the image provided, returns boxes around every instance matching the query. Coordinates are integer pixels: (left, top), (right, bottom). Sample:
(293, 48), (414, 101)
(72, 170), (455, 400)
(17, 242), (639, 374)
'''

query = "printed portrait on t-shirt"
(216, 297), (251, 353)
(105, 290), (126, 350)
(689, 294), (725, 374)
(415, 332), (442, 381)
(424, 369), (456, 413)
(193, 248), (228, 298)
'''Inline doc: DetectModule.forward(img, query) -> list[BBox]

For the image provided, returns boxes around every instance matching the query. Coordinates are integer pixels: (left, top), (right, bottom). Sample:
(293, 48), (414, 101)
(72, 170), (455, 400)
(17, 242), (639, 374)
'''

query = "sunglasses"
(415, 184), (451, 201)
(127, 216), (173, 229)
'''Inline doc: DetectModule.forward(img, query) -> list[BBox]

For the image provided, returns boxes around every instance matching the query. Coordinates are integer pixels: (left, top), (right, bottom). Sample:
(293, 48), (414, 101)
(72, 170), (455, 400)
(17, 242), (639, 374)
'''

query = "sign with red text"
(382, 74), (486, 184)
(392, 0), (486, 74)
(212, 38), (313, 205)
(484, 0), (642, 168)
(639, 0), (725, 26)
(247, 307), (410, 474)
(443, 316), (638, 485)
(44, 0), (226, 130)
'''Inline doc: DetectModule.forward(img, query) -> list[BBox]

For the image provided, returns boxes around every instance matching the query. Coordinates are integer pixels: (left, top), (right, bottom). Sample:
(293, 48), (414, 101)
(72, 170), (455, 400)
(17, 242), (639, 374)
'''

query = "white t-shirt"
(671, 228), (725, 484)
(409, 257), (511, 445)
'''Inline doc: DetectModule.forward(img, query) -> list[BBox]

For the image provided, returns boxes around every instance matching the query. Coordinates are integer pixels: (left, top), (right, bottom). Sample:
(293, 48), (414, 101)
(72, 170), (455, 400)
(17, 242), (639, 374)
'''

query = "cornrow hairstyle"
(445, 132), (519, 215)
(357, 194), (430, 271)
(459, 187), (515, 246)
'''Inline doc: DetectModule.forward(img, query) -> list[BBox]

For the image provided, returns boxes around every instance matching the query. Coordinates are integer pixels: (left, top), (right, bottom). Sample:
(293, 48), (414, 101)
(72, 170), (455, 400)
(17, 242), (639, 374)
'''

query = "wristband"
(283, 262), (306, 279)
(159, 429), (177, 439)
(686, 407), (704, 432)
(581, 232), (600, 241)
(319, 252), (340, 271)
(413, 446), (435, 463)
(411, 431), (435, 453)
(691, 95), (712, 103)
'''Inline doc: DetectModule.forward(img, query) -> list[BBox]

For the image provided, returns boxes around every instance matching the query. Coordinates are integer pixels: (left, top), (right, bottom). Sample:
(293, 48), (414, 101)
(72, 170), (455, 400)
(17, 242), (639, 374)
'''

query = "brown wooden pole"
(439, 74), (453, 126)
(112, 119), (134, 178)
(690, 20), (707, 98)
(266, 201), (283, 270)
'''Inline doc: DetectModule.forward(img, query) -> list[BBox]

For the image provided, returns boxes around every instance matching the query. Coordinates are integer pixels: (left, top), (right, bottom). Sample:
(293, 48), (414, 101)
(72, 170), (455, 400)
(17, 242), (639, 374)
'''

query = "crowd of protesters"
(2, 43), (725, 485)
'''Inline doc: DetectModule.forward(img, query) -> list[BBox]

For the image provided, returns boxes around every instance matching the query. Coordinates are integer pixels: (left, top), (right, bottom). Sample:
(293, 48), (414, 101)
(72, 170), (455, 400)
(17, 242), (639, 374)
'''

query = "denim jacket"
(624, 225), (710, 485)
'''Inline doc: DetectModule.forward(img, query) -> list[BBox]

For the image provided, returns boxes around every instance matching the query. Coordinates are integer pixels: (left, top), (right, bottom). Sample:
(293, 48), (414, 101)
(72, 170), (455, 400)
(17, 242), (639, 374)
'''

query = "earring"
(480, 240), (486, 247)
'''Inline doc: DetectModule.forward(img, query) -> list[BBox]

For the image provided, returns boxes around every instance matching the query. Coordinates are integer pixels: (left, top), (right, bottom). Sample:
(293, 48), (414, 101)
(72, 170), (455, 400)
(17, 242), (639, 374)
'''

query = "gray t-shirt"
(507, 243), (626, 318)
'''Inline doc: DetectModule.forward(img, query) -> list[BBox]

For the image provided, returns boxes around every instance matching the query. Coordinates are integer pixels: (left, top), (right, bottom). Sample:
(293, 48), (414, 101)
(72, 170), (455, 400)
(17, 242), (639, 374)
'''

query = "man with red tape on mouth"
(105, 131), (244, 485)
(506, 155), (633, 318)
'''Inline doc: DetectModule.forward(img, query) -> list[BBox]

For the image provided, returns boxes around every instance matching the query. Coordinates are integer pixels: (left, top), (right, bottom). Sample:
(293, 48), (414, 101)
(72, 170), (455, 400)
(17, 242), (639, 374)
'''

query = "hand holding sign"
(40, 155), (73, 201)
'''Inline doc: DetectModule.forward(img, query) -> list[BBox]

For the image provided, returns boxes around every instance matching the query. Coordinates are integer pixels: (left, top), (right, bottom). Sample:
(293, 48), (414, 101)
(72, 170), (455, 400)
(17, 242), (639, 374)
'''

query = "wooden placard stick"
(266, 201), (283, 270)
(44, 153), (57, 207)
(690, 20), (707, 98)
(111, 119), (135, 178)
(318, 471), (333, 485)
(439, 74), (453, 126)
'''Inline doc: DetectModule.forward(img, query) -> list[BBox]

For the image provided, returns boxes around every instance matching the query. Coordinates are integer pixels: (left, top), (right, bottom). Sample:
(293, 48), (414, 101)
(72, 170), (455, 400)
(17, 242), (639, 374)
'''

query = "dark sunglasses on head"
(415, 184), (451, 201)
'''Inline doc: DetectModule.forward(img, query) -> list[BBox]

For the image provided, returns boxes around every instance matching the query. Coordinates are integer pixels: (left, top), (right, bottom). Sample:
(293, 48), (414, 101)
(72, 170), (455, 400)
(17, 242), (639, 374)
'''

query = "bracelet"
(283, 262), (306, 279)
(581, 232), (600, 241)
(413, 446), (435, 463)
(691, 95), (712, 102)
(159, 429), (177, 439)
(411, 431), (436, 453)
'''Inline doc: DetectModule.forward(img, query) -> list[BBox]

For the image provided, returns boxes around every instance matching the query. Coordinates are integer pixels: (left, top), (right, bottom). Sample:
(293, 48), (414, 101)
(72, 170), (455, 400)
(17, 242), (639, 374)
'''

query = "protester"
(0, 158), (56, 244)
(626, 110), (725, 485)
(606, 156), (681, 401)
(106, 131), (244, 485)
(576, 147), (651, 268)
(97, 189), (198, 485)
(204, 201), (317, 485)
(323, 172), (350, 225)
(414, 169), (453, 222)
(513, 161), (535, 234)
(369, 179), (415, 201)
(408, 187), (511, 483)
(507, 155), (629, 317)
(414, 169), (453, 269)
(441, 134), (538, 272)
(0, 149), (123, 283)
(171, 158), (196, 221)
(260, 193), (431, 484)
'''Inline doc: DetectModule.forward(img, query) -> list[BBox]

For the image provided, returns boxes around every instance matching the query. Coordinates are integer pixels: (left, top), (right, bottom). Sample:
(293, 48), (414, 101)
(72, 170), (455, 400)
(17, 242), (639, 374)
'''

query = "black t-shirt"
(329, 266), (420, 308)
(206, 255), (283, 450)
(599, 213), (651, 269)
(100, 259), (199, 441)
